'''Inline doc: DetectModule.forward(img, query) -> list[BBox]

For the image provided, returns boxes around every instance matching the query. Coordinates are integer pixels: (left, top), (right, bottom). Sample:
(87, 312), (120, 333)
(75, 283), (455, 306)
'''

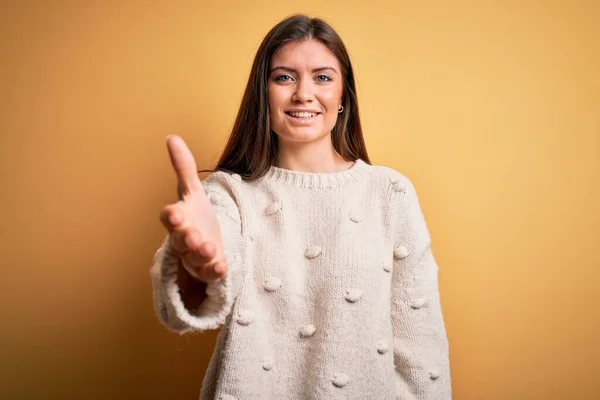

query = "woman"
(151, 14), (451, 399)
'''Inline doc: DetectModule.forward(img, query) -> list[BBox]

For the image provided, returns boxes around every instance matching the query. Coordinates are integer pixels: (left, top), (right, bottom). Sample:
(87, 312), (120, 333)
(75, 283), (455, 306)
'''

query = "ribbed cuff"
(151, 238), (235, 332)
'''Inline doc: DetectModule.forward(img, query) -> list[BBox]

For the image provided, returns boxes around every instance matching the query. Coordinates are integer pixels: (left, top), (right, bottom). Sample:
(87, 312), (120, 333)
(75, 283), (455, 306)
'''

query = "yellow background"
(1, 1), (598, 399)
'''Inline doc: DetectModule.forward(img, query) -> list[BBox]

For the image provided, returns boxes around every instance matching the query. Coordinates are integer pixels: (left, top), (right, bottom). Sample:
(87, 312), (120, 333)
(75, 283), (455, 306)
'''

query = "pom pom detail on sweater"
(429, 369), (441, 380)
(383, 262), (392, 273)
(262, 356), (274, 371)
(299, 324), (316, 338)
(394, 245), (410, 259)
(265, 201), (282, 215)
(235, 310), (253, 326)
(304, 246), (322, 259)
(349, 211), (363, 223)
(263, 277), (282, 292)
(332, 373), (350, 388)
(345, 288), (362, 303)
(410, 298), (428, 309)
(377, 340), (389, 354)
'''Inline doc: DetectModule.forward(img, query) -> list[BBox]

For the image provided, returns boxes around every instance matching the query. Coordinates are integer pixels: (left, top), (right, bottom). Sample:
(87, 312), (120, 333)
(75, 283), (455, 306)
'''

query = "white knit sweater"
(150, 159), (451, 399)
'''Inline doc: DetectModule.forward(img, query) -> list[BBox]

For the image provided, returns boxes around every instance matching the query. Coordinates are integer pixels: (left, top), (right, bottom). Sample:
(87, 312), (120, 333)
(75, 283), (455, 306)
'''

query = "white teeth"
(288, 111), (317, 118)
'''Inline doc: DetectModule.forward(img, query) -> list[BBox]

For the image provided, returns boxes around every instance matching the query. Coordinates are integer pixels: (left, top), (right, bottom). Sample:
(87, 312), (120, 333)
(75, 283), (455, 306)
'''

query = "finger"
(168, 231), (187, 255)
(182, 241), (227, 283)
(212, 259), (228, 278)
(180, 248), (226, 283)
(166, 135), (203, 196)
(170, 227), (217, 260)
(168, 227), (202, 256)
(197, 259), (228, 283)
(160, 204), (184, 231)
(183, 240), (217, 265)
(197, 242), (228, 280)
(198, 241), (217, 260)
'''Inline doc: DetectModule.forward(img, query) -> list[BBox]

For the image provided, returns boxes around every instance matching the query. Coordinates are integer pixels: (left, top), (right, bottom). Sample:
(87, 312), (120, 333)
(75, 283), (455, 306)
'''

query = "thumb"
(166, 135), (202, 196)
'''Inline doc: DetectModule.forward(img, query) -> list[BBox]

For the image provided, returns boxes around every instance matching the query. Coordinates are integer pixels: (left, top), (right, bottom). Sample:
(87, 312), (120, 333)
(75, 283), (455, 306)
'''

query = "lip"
(285, 110), (322, 113)
(284, 112), (321, 125)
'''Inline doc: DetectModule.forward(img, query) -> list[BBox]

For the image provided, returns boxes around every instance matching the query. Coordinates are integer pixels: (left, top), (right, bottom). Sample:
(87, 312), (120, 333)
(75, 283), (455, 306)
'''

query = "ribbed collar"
(261, 159), (372, 188)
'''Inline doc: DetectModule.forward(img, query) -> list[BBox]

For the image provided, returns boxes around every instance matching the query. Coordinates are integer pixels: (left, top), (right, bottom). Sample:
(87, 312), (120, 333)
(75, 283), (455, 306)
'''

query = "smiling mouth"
(285, 111), (321, 119)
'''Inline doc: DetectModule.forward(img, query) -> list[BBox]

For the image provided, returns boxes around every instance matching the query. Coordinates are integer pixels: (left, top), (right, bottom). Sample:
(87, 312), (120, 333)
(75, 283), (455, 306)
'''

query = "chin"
(276, 127), (329, 144)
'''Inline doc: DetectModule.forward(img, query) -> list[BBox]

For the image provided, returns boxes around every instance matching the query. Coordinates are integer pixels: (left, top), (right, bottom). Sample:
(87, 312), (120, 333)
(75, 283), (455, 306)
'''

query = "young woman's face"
(267, 39), (343, 145)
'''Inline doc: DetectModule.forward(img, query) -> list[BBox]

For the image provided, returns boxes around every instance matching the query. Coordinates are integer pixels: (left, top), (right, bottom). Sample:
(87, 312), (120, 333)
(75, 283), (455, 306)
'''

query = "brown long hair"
(204, 14), (370, 180)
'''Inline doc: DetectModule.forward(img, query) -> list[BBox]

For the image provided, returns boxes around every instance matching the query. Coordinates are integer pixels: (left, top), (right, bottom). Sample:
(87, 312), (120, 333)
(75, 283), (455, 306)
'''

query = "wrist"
(176, 261), (208, 310)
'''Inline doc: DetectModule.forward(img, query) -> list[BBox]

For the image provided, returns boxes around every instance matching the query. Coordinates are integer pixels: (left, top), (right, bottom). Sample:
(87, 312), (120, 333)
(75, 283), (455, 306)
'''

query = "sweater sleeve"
(389, 175), (452, 399)
(149, 173), (246, 334)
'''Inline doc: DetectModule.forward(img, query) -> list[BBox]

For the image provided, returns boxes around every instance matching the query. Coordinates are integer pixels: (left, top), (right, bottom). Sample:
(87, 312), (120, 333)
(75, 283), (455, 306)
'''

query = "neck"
(276, 135), (353, 173)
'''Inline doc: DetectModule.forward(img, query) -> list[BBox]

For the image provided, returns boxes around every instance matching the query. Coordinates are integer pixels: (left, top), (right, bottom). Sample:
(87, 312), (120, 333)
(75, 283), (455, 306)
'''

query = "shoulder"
(368, 164), (428, 232)
(371, 165), (432, 245)
(201, 170), (245, 209)
(368, 164), (419, 198)
(202, 170), (243, 188)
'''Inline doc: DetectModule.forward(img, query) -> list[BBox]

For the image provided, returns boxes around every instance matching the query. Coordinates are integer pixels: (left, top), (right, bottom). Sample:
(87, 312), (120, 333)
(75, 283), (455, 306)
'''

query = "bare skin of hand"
(159, 135), (228, 305)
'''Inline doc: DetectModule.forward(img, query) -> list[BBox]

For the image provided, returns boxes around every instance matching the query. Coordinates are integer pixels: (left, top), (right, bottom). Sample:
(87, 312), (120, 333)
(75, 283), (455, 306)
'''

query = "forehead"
(271, 39), (340, 69)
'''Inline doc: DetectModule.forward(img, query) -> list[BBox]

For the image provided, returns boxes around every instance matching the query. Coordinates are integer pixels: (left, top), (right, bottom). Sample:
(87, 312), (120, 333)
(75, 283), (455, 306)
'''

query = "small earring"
(338, 105), (344, 113)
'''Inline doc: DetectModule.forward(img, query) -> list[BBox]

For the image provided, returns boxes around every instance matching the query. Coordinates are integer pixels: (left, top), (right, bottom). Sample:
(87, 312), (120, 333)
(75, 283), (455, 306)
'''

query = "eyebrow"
(269, 66), (338, 74)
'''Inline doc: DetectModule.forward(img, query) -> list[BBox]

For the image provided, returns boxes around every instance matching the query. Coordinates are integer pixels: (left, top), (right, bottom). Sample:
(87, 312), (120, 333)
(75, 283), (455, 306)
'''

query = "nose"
(292, 78), (314, 102)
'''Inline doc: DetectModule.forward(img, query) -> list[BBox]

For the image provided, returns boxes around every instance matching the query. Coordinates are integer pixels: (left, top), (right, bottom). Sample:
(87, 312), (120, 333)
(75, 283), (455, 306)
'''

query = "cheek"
(267, 87), (277, 113)
(319, 86), (342, 109)
(267, 85), (285, 115)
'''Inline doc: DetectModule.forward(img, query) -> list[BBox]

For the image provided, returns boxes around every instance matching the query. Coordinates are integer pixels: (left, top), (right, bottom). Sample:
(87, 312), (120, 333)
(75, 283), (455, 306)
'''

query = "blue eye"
(275, 75), (293, 82)
(316, 75), (332, 82)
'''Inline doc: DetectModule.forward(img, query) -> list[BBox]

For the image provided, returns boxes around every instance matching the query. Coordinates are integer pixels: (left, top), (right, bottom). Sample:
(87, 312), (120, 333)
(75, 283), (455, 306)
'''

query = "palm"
(161, 135), (226, 282)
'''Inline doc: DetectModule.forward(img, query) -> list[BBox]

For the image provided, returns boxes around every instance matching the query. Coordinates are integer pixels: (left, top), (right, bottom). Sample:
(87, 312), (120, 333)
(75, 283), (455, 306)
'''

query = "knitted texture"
(149, 160), (451, 399)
